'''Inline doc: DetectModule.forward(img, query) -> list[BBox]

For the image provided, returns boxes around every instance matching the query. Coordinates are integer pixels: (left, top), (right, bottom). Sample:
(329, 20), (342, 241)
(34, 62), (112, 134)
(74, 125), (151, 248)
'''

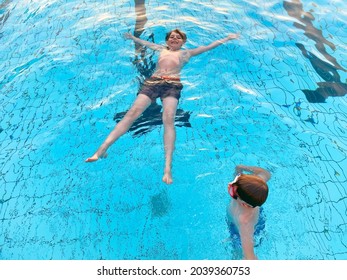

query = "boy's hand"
(227, 33), (240, 40)
(235, 165), (243, 175)
(123, 32), (134, 40)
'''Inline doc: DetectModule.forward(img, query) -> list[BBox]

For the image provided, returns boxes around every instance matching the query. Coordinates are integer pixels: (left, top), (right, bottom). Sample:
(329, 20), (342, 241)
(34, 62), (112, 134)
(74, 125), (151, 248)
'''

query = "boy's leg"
(85, 94), (152, 162)
(161, 96), (178, 184)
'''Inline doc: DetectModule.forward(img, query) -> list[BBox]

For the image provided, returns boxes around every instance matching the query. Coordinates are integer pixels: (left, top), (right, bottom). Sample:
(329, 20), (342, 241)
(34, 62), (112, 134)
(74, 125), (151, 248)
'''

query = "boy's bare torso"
(153, 49), (190, 77)
(228, 201), (259, 231)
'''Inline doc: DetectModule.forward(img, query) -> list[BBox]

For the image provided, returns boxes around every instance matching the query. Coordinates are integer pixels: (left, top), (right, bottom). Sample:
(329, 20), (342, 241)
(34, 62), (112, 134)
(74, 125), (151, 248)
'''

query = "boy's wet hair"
(165, 29), (187, 43)
(234, 174), (269, 207)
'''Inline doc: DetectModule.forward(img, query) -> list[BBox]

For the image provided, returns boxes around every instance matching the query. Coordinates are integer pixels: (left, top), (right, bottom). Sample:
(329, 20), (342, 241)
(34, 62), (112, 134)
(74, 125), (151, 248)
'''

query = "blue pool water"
(0, 0), (346, 260)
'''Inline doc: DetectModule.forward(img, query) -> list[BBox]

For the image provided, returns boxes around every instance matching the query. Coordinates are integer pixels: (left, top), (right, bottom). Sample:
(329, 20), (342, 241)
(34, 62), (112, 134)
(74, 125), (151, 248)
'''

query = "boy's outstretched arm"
(235, 165), (271, 182)
(239, 223), (258, 260)
(188, 33), (239, 57)
(124, 32), (164, 51)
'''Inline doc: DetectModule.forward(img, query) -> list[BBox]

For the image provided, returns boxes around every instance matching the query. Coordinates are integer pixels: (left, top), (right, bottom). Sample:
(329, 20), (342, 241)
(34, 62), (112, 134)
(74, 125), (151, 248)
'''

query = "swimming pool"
(0, 0), (346, 260)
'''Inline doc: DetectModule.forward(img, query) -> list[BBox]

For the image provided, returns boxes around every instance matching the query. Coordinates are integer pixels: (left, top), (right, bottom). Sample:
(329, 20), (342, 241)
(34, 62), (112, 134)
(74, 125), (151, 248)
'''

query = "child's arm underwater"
(235, 165), (271, 182)
(239, 222), (258, 260)
(124, 32), (164, 51)
(187, 33), (239, 57)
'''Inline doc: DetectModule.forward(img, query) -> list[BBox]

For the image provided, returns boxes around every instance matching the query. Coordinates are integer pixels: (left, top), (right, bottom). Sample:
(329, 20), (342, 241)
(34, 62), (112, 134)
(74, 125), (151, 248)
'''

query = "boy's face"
(166, 31), (185, 50)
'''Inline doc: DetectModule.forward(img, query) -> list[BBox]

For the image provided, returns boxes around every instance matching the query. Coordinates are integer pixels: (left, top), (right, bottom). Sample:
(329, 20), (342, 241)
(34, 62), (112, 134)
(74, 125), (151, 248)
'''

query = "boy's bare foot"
(85, 152), (107, 162)
(162, 169), (173, 184)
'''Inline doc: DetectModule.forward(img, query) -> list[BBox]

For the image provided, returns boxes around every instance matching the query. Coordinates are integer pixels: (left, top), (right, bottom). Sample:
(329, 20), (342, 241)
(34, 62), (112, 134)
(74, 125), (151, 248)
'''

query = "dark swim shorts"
(137, 76), (183, 102)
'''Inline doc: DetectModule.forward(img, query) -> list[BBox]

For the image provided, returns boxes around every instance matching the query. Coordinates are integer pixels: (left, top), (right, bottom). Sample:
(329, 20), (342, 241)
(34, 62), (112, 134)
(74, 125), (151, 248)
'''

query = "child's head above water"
(165, 29), (187, 43)
(228, 174), (269, 207)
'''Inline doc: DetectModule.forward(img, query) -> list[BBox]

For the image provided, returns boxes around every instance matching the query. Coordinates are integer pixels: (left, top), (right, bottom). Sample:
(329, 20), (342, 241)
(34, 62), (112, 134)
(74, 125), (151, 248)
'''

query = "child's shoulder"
(180, 49), (191, 63)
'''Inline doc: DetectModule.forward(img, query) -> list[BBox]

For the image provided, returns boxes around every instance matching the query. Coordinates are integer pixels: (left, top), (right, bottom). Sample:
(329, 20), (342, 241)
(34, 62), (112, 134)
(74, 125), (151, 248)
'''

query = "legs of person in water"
(85, 94), (152, 162)
(161, 96), (178, 184)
